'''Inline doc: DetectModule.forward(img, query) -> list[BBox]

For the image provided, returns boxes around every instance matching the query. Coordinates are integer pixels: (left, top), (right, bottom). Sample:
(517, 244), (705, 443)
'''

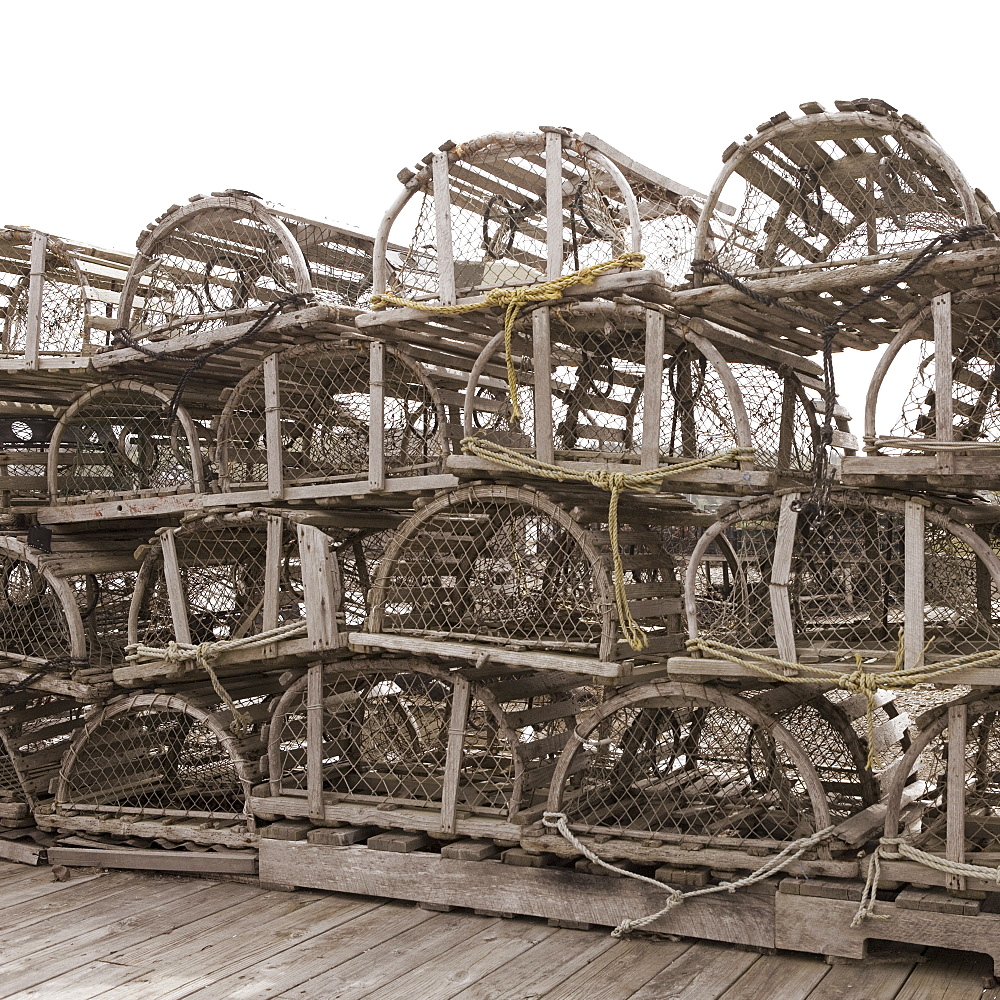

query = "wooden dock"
(0, 860), (994, 1000)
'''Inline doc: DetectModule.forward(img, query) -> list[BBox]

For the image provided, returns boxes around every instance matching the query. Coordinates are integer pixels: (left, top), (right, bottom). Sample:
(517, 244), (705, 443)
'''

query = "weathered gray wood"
(306, 661), (324, 821)
(545, 130), (564, 279)
(296, 523), (342, 651)
(642, 309), (665, 469)
(946, 702), (968, 892)
(904, 500), (926, 669)
(368, 341), (386, 492)
(532, 307), (555, 463)
(159, 528), (192, 645)
(769, 492), (799, 664)
(933, 292), (954, 476)
(440, 675), (470, 835)
(25, 231), (46, 370)
(259, 840), (777, 948)
(262, 352), (284, 499)
(433, 152), (456, 305)
(46, 846), (258, 874)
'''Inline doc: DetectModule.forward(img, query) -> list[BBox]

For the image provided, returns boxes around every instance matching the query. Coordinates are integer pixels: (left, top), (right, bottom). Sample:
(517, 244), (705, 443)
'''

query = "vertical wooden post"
(776, 378), (797, 473)
(263, 352), (283, 500)
(544, 130), (564, 280)
(432, 152), (456, 305)
(946, 702), (968, 893)
(769, 493), (799, 666)
(306, 661), (325, 822)
(532, 309), (554, 464)
(262, 515), (283, 657)
(440, 676), (471, 835)
(25, 231), (46, 371)
(903, 501), (926, 669)
(160, 529), (192, 645)
(933, 292), (954, 475)
(641, 310), (665, 469)
(368, 341), (386, 492)
(296, 523), (342, 651)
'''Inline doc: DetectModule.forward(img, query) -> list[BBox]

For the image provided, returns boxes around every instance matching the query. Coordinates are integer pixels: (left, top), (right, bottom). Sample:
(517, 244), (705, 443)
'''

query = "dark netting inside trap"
(391, 133), (631, 299)
(637, 196), (700, 287)
(707, 118), (971, 275)
(60, 703), (250, 819)
(561, 698), (819, 844)
(696, 493), (1000, 659)
(69, 571), (139, 668)
(335, 528), (395, 626)
(53, 384), (201, 499)
(891, 296), (1000, 445)
(374, 490), (606, 651)
(0, 553), (73, 665)
(217, 342), (445, 489)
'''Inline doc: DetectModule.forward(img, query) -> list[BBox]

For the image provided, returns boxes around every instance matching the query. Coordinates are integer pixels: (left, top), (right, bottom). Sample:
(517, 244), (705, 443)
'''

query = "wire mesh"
(69, 571), (138, 669)
(557, 688), (822, 845)
(58, 697), (256, 820)
(0, 550), (74, 666)
(891, 296), (1000, 445)
(0, 413), (56, 503)
(52, 382), (202, 500)
(389, 133), (631, 300)
(704, 113), (971, 275)
(216, 342), (446, 489)
(120, 194), (374, 339)
(693, 491), (1000, 659)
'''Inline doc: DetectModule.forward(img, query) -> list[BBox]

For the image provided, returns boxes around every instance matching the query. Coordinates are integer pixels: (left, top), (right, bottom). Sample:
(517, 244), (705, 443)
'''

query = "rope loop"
(373, 253), (646, 423)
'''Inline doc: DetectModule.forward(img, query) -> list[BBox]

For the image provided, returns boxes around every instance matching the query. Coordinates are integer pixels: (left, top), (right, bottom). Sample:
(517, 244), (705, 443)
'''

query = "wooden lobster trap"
(673, 99), (992, 356)
(121, 508), (400, 686)
(256, 656), (592, 840)
(456, 299), (852, 493)
(115, 191), (374, 347)
(845, 288), (1000, 487)
(357, 483), (710, 678)
(46, 378), (209, 504)
(40, 680), (280, 848)
(214, 338), (450, 500)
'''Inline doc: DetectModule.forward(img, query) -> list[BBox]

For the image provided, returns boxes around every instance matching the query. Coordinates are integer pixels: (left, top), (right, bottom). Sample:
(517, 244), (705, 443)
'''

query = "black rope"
(111, 291), (315, 425)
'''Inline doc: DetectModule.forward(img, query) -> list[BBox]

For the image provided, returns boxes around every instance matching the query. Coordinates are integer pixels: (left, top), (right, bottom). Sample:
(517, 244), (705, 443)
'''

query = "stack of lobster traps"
(4, 100), (1000, 970)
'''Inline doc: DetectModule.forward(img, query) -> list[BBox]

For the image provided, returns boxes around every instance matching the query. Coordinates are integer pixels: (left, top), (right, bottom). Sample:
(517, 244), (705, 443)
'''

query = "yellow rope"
(372, 252), (646, 423)
(462, 436), (754, 651)
(687, 636), (1000, 768)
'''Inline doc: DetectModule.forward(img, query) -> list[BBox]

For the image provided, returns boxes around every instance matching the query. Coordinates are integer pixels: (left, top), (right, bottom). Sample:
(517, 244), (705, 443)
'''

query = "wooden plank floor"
(0, 860), (995, 1000)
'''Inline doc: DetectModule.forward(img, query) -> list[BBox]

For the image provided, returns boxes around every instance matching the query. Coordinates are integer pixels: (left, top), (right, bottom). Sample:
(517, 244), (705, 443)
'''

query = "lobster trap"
(363, 483), (694, 675)
(214, 339), (448, 496)
(116, 191), (375, 342)
(124, 508), (399, 684)
(258, 656), (590, 837)
(44, 683), (277, 847)
(683, 489), (1000, 672)
(46, 379), (207, 503)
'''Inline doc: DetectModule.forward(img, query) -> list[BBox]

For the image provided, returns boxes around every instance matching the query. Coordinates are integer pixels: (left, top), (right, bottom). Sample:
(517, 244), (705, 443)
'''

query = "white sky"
(8, 0), (997, 434)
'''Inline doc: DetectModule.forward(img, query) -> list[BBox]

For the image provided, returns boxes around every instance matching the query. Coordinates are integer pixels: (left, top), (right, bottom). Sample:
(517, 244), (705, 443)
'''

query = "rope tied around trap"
(461, 436), (753, 650)
(372, 252), (647, 424)
(542, 810), (835, 938)
(853, 837), (1000, 927)
(126, 621), (308, 734)
(686, 636), (1000, 769)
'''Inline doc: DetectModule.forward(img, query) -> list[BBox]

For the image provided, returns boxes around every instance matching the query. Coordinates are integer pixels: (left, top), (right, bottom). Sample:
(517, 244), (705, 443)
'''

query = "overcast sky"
(8, 1), (996, 431)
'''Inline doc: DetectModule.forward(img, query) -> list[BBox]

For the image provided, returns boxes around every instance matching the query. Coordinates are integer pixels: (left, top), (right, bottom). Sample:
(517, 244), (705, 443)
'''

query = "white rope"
(873, 436), (1000, 453)
(542, 812), (835, 938)
(125, 620), (308, 664)
(853, 836), (1000, 927)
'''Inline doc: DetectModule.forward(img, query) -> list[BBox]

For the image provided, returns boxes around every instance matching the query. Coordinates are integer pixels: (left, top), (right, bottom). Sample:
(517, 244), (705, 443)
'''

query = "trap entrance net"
(695, 100), (979, 277)
(48, 380), (206, 501)
(215, 341), (447, 490)
(117, 191), (375, 340)
(689, 489), (1000, 663)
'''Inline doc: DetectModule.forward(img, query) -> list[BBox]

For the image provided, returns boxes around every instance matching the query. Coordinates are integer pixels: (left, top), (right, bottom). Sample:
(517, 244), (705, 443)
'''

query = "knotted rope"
(853, 837), (1000, 926)
(542, 811), (835, 937)
(462, 436), (754, 650)
(687, 637), (1000, 769)
(126, 621), (308, 733)
(372, 252), (647, 423)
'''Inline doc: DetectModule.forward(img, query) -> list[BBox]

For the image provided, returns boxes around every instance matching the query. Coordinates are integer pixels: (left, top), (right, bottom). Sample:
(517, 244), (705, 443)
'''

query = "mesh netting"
(0, 414), (55, 502)
(390, 133), (631, 299)
(553, 686), (827, 846)
(892, 296), (1000, 444)
(216, 341), (446, 489)
(120, 194), (373, 339)
(638, 197), (700, 287)
(58, 695), (260, 821)
(704, 113), (972, 274)
(0, 549), (75, 665)
(69, 571), (138, 668)
(693, 491), (1000, 659)
(51, 382), (203, 500)
(1, 236), (97, 355)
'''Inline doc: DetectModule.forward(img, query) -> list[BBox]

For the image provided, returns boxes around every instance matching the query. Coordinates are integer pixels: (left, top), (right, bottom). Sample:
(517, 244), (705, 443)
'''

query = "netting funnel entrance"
(48, 380), (206, 502)
(215, 341), (447, 491)
(544, 682), (834, 861)
(369, 484), (686, 662)
(54, 689), (270, 843)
